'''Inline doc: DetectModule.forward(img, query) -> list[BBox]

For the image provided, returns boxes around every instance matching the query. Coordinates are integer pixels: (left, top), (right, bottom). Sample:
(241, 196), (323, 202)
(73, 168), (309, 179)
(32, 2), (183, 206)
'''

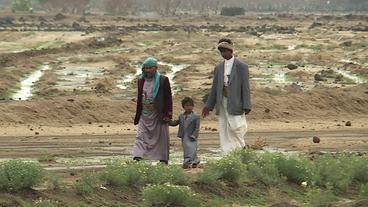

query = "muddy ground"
(0, 12), (367, 206)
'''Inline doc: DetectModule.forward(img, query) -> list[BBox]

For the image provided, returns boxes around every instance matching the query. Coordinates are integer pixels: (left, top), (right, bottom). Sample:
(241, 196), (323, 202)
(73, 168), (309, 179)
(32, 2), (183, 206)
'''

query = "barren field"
(0, 12), (367, 206)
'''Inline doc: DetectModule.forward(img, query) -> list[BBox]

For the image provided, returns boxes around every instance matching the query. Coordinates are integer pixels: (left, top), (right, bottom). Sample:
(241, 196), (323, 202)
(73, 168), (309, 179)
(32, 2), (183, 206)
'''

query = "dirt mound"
(250, 85), (368, 120)
(0, 95), (135, 125)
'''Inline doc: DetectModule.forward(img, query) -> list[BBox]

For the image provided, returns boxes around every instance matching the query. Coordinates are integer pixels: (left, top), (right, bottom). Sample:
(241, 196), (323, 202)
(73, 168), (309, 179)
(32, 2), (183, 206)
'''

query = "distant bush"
(11, 0), (32, 13)
(0, 160), (44, 192)
(143, 184), (199, 207)
(220, 7), (245, 16)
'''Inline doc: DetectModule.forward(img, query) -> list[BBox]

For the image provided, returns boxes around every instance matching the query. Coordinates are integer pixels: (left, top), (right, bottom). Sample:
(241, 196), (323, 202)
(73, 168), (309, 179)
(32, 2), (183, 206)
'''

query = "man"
(202, 38), (251, 153)
(133, 57), (173, 164)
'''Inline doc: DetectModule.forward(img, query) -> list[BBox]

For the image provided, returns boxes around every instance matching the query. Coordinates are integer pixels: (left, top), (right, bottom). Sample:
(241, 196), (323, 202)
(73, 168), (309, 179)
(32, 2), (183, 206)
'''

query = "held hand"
(202, 107), (211, 118)
(163, 117), (171, 122)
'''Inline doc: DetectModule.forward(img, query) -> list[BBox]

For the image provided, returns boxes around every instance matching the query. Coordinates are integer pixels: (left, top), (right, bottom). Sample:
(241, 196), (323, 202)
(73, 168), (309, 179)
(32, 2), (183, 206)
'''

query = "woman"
(132, 57), (173, 164)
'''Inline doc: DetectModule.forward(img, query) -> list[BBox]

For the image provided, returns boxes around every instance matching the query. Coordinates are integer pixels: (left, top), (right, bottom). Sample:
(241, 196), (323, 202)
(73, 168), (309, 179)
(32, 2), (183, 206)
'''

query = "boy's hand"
(190, 135), (196, 141)
(202, 106), (211, 118)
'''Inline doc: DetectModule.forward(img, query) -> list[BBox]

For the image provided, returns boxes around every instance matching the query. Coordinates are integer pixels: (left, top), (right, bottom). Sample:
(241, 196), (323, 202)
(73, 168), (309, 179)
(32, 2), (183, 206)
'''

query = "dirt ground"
(0, 12), (367, 206)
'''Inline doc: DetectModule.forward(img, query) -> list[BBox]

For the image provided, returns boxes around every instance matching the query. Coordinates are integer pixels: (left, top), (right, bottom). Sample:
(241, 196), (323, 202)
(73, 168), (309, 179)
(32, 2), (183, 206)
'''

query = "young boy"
(169, 97), (200, 169)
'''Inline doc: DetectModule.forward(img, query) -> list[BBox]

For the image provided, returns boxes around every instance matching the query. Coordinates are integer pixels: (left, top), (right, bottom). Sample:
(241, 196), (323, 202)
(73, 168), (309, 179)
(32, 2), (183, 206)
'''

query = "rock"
(54, 13), (66, 21)
(72, 22), (81, 29)
(313, 136), (320, 143)
(94, 83), (108, 93)
(309, 21), (323, 29)
(283, 111), (290, 115)
(340, 40), (353, 47)
(35, 132), (39, 135)
(88, 121), (92, 124)
(345, 121), (352, 126)
(67, 99), (74, 102)
(335, 74), (343, 82)
(99, 125), (103, 128)
(265, 108), (270, 113)
(287, 63), (298, 70)
(0, 16), (14, 25)
(314, 74), (326, 81)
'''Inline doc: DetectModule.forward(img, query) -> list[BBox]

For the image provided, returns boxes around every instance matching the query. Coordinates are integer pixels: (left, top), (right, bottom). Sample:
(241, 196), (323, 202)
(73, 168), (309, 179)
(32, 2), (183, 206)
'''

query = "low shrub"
(312, 155), (354, 193)
(0, 160), (44, 191)
(102, 160), (187, 187)
(195, 166), (221, 185)
(102, 160), (149, 187)
(360, 183), (368, 198)
(246, 153), (283, 186)
(143, 184), (199, 207)
(206, 154), (246, 184)
(146, 164), (187, 185)
(351, 156), (368, 183)
(75, 172), (99, 195)
(307, 188), (338, 207)
(274, 155), (313, 185)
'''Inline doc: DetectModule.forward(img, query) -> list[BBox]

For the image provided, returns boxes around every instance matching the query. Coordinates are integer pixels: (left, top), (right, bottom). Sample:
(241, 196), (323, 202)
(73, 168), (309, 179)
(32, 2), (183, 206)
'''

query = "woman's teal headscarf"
(141, 57), (160, 99)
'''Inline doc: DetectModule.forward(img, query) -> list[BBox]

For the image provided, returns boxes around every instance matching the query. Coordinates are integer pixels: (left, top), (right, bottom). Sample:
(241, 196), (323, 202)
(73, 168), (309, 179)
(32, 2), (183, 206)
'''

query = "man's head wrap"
(217, 41), (234, 51)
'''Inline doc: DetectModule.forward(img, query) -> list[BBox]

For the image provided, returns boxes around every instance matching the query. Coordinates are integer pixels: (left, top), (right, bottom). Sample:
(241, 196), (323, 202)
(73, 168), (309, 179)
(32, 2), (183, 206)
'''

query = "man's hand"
(202, 106), (211, 118)
(244, 109), (251, 115)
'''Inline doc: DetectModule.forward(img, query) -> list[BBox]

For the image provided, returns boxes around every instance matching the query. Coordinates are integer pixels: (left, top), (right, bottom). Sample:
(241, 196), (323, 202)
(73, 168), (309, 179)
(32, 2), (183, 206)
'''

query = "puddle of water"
(336, 69), (366, 84)
(340, 59), (360, 65)
(117, 62), (189, 94)
(12, 64), (50, 101)
(117, 66), (141, 90)
(55, 66), (105, 91)
(158, 62), (189, 94)
(288, 45), (296, 50)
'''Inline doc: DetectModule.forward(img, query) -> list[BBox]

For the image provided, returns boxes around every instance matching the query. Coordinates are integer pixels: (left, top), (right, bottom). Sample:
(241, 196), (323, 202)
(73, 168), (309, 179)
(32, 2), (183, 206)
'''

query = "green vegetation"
(0, 160), (44, 192)
(1, 152), (368, 206)
(143, 184), (199, 207)
(11, 0), (32, 13)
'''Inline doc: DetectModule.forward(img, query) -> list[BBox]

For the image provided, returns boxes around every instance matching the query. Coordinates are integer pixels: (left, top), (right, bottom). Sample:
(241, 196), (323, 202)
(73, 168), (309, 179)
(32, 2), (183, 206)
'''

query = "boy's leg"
(133, 157), (143, 161)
